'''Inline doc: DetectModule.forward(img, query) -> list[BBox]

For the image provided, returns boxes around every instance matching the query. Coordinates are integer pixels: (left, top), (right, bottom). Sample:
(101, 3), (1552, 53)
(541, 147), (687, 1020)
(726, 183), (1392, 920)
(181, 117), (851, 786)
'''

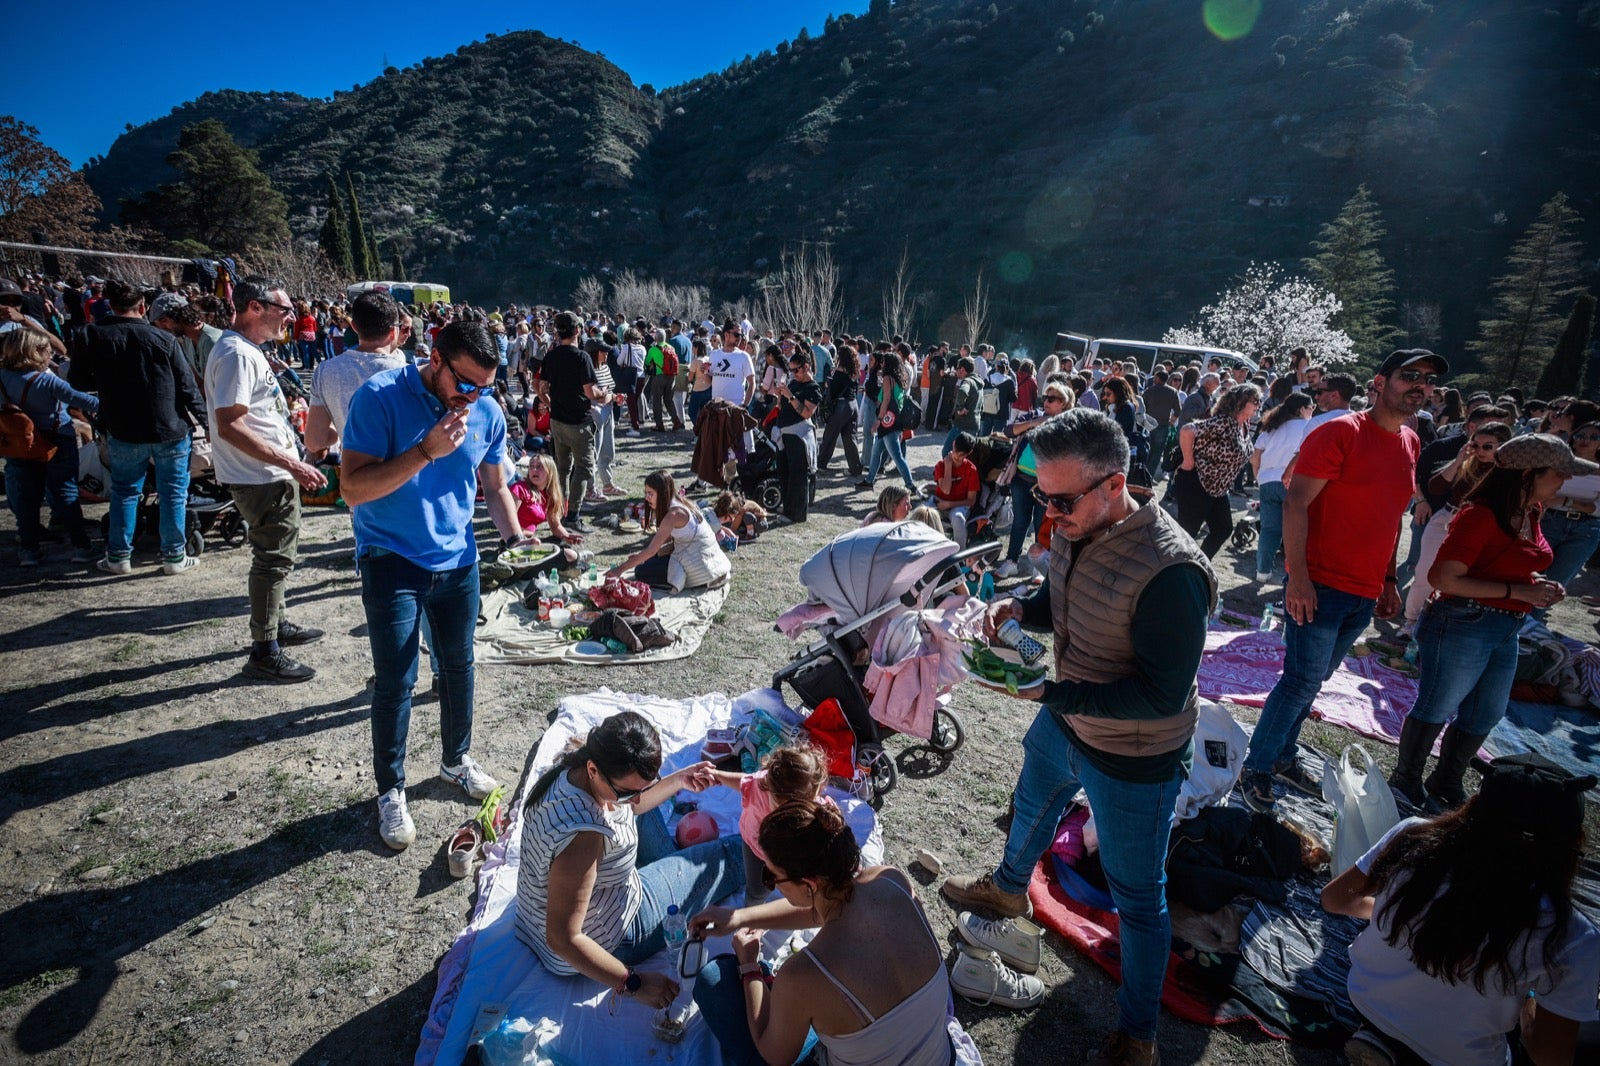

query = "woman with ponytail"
(689, 800), (959, 1066)
(514, 711), (743, 1008)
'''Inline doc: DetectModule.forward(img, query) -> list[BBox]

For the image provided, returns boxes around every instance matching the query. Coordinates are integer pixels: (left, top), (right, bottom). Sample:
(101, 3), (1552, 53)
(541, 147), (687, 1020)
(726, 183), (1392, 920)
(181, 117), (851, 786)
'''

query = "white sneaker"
(949, 944), (1045, 1008)
(996, 560), (1018, 579)
(377, 787), (416, 850)
(163, 555), (199, 575)
(440, 755), (499, 800)
(97, 557), (132, 575)
(957, 911), (1042, 973)
(1255, 570), (1274, 582)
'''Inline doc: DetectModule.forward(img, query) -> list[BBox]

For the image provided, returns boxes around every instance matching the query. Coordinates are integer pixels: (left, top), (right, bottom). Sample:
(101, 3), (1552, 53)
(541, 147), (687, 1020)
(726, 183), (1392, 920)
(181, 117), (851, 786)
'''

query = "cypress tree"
(367, 233), (382, 280)
(345, 172), (372, 278)
(1303, 185), (1398, 361)
(1543, 291), (1596, 398)
(1468, 192), (1587, 389)
(389, 248), (406, 282)
(318, 177), (353, 276)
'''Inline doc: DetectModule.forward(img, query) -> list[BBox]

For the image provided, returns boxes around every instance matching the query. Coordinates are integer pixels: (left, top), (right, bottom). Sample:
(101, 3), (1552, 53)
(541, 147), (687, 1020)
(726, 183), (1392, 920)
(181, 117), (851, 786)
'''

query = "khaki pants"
(550, 417), (597, 515)
(228, 480), (301, 643)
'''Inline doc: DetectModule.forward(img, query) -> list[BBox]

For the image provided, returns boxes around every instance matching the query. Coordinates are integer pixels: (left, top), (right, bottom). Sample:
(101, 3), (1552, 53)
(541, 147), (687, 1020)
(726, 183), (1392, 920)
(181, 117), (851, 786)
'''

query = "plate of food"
(963, 641), (1047, 696)
(497, 543), (561, 573)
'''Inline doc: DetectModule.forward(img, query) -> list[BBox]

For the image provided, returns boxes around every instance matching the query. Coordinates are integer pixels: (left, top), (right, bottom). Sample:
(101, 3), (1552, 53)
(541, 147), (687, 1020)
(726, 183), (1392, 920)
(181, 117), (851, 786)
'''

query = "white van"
(1062, 334), (1256, 376)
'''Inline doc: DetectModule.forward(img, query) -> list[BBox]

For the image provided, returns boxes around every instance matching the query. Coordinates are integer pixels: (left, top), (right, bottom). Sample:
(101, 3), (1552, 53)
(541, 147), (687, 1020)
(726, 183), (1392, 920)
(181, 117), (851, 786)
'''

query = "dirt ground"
(3, 423), (1598, 1066)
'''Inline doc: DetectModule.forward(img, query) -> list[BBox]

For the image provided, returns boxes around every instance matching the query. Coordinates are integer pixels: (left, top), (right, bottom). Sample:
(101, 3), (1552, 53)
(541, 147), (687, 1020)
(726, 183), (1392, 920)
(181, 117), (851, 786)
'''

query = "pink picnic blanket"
(1199, 625), (1418, 746)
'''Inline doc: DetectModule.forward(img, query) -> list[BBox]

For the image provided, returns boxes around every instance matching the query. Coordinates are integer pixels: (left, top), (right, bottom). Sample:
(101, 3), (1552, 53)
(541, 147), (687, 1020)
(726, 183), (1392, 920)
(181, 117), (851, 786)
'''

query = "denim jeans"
(297, 339), (318, 370)
(358, 550), (479, 796)
(994, 708), (1184, 1040)
(694, 954), (819, 1066)
(866, 426), (915, 490)
(1243, 582), (1375, 775)
(1256, 480), (1287, 575)
(1407, 598), (1522, 734)
(614, 834), (745, 965)
(106, 435), (192, 561)
(1540, 510), (1600, 591)
(5, 434), (90, 552)
(686, 389), (711, 427)
(1006, 475), (1040, 563)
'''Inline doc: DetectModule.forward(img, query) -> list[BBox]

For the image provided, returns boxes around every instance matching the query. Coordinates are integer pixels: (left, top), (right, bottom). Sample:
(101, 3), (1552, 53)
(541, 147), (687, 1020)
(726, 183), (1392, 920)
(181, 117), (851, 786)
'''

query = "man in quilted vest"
(941, 408), (1216, 1066)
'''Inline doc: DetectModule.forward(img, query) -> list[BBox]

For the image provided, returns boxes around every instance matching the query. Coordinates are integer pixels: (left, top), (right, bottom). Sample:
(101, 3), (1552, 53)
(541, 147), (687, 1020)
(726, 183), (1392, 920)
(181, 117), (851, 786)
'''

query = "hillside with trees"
(77, 0), (1600, 377)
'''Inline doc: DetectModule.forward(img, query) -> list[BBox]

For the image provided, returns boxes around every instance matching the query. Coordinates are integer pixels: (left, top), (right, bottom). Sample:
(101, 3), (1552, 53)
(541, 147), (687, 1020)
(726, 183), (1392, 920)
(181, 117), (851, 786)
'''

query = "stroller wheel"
(757, 478), (783, 514)
(186, 527), (206, 558)
(218, 512), (247, 546)
(862, 745), (897, 797)
(929, 708), (965, 754)
(1232, 521), (1258, 551)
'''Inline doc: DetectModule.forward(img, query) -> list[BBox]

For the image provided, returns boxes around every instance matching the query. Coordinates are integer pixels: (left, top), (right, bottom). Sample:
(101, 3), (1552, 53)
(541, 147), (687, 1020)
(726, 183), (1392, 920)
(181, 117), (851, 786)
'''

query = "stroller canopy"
(799, 522), (960, 624)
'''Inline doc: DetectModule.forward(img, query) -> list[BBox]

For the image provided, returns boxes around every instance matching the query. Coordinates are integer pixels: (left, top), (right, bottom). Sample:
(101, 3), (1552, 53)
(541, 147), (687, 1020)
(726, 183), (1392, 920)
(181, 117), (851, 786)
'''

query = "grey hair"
(1027, 408), (1129, 479)
(1200, 372), (1221, 387)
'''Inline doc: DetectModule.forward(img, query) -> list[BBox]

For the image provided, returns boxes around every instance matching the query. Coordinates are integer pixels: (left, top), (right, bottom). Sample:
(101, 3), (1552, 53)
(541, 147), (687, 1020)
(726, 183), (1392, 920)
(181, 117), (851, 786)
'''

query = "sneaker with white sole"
(957, 910), (1042, 974)
(97, 556), (132, 575)
(1255, 570), (1274, 582)
(377, 787), (416, 850)
(440, 755), (499, 800)
(996, 559), (1018, 579)
(948, 944), (1045, 1008)
(162, 555), (198, 575)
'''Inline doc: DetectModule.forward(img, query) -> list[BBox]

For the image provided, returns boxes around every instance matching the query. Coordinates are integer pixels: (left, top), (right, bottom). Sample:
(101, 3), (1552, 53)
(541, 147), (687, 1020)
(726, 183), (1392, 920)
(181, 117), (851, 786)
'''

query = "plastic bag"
(1322, 744), (1400, 876)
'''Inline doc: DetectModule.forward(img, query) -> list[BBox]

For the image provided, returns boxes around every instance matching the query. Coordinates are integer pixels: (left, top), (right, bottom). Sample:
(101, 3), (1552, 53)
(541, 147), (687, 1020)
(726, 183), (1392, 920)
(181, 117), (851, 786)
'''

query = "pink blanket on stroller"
(863, 595), (988, 738)
(1198, 625), (1418, 745)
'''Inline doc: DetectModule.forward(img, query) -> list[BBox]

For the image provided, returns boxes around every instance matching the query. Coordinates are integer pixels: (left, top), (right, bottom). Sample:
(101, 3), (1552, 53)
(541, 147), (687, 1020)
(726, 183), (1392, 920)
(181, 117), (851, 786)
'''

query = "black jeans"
(1172, 467), (1233, 558)
(817, 398), (861, 474)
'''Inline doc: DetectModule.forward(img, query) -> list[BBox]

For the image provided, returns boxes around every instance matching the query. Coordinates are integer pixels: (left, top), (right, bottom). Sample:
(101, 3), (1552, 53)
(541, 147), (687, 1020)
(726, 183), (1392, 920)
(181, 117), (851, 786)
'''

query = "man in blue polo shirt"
(341, 319), (538, 850)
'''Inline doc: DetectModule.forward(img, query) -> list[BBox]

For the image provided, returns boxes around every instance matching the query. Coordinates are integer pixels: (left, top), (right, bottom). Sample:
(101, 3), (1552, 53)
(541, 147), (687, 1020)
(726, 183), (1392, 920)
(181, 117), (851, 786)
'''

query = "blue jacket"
(0, 367), (99, 440)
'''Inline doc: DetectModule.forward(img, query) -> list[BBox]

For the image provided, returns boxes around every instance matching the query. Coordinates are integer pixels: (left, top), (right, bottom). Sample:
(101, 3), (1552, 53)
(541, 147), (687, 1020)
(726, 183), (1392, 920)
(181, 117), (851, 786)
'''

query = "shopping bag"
(1322, 744), (1400, 876)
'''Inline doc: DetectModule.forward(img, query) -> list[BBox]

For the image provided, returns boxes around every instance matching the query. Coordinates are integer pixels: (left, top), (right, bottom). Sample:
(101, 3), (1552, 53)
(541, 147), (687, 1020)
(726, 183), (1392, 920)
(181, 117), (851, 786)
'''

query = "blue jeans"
(297, 339), (317, 369)
(358, 550), (479, 795)
(866, 426), (914, 490)
(614, 835), (745, 965)
(694, 954), (819, 1066)
(5, 433), (89, 552)
(1243, 582), (1375, 775)
(106, 436), (191, 561)
(1540, 510), (1600, 591)
(1007, 475), (1040, 563)
(1256, 480), (1287, 576)
(1407, 598), (1521, 734)
(994, 709), (1184, 1041)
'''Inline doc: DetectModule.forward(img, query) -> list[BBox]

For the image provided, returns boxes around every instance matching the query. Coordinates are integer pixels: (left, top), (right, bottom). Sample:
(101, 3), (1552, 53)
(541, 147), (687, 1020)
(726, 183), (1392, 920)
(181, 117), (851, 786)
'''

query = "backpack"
(0, 376), (58, 462)
(893, 388), (922, 433)
(661, 344), (680, 378)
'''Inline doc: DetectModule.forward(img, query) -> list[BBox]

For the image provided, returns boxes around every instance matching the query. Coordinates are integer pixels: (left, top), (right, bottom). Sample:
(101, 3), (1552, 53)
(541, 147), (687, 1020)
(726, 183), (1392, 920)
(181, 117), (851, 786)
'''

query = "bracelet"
(738, 962), (763, 976)
(417, 440), (434, 462)
(740, 970), (771, 987)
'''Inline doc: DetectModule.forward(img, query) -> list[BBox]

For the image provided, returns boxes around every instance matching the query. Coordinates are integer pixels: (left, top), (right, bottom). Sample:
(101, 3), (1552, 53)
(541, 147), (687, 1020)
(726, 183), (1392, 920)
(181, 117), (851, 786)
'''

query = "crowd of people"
(4, 268), (1598, 1066)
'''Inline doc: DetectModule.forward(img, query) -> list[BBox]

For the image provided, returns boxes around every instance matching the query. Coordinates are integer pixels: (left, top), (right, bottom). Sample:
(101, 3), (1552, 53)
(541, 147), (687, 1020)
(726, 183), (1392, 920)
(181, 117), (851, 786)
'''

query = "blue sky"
(4, 1), (870, 167)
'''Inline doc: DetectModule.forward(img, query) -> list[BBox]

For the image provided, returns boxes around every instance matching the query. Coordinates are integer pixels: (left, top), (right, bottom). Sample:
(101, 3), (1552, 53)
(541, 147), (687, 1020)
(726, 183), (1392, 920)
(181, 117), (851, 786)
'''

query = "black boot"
(1423, 725), (1489, 811)
(1388, 717), (1443, 809)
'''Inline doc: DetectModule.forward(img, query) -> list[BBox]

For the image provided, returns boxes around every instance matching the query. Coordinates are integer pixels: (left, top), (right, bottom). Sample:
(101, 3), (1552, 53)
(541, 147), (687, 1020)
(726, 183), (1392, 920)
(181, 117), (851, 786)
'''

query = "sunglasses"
(1043, 394), (1068, 404)
(444, 360), (496, 397)
(1472, 442), (1499, 451)
(600, 769), (656, 803)
(759, 865), (798, 892)
(1031, 471), (1117, 515)
(1393, 368), (1441, 385)
(256, 299), (294, 315)
(1572, 434), (1600, 443)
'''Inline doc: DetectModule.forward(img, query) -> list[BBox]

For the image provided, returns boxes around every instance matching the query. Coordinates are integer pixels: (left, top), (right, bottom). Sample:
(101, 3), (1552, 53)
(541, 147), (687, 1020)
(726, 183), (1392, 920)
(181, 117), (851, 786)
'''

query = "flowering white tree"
(1164, 263), (1356, 368)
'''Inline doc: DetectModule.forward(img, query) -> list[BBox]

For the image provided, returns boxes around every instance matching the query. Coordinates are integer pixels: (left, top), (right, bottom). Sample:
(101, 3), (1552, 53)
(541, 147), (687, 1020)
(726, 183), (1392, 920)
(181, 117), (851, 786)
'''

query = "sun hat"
(1492, 432), (1600, 477)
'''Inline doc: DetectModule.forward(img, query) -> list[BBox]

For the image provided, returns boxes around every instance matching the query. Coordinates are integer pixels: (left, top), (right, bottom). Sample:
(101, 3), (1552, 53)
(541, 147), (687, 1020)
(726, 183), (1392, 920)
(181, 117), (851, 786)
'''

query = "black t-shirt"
(777, 378), (823, 428)
(540, 343), (597, 426)
(825, 367), (858, 406)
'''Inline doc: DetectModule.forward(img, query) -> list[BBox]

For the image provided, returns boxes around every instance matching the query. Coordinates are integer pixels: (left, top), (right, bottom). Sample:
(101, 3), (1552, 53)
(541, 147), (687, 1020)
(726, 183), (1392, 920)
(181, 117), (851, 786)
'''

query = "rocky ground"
(2, 424), (1597, 1065)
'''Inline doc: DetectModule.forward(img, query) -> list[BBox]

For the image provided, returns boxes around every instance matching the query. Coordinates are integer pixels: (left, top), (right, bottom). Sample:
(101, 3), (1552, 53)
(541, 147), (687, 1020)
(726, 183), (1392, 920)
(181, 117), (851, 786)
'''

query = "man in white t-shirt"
(205, 276), (329, 684)
(305, 291), (408, 459)
(707, 324), (756, 406)
(1306, 372), (1356, 430)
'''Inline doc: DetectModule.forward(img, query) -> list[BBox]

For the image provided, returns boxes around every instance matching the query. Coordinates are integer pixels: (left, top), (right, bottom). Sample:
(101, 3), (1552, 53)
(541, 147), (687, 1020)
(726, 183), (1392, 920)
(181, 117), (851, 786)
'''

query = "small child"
(711, 744), (837, 908)
(713, 490), (768, 543)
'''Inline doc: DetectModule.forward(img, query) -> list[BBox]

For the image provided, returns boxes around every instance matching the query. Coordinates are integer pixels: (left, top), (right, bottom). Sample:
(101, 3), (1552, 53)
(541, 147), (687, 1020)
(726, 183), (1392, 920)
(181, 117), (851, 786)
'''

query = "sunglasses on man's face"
(1031, 471), (1118, 516)
(1392, 368), (1441, 385)
(444, 360), (495, 397)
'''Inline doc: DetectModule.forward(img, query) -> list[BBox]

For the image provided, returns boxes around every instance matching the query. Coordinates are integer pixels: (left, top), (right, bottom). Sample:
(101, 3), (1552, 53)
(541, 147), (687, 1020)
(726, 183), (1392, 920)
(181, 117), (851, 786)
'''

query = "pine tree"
(318, 177), (353, 276)
(367, 233), (382, 280)
(122, 119), (288, 253)
(1469, 192), (1587, 389)
(1303, 185), (1397, 362)
(344, 172), (372, 278)
(1543, 291), (1596, 398)
(389, 248), (406, 282)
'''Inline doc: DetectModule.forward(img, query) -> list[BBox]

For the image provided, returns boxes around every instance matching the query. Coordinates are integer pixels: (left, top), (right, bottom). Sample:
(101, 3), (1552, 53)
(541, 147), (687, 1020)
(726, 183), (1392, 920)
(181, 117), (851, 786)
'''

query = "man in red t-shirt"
(933, 431), (981, 546)
(1242, 349), (1448, 813)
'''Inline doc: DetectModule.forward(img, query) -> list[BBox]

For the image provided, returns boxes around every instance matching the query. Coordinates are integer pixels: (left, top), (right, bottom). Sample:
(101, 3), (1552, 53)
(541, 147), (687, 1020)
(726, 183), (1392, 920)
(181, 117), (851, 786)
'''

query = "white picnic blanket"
(475, 582), (729, 665)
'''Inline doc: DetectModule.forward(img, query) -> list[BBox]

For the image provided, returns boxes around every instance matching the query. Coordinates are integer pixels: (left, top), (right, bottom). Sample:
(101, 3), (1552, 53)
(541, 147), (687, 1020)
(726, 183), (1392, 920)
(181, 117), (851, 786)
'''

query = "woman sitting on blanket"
(607, 470), (731, 591)
(1323, 753), (1598, 1066)
(514, 711), (744, 1009)
(507, 454), (590, 568)
(690, 800), (956, 1066)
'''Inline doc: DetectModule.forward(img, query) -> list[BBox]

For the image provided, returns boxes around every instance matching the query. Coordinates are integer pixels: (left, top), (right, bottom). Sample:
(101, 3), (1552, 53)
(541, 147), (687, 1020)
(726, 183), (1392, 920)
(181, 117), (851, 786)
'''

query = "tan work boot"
(1087, 1029), (1160, 1066)
(940, 872), (1033, 920)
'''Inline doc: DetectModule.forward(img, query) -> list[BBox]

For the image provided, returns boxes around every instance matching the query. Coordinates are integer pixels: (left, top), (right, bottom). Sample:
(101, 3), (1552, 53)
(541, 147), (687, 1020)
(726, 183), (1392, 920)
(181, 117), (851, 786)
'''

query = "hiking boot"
(440, 755), (499, 800)
(941, 872), (1033, 920)
(1272, 758), (1323, 799)
(949, 945), (1044, 1008)
(277, 620), (325, 647)
(377, 787), (416, 850)
(161, 555), (198, 575)
(1240, 771), (1276, 813)
(1388, 717), (1442, 810)
(1087, 1029), (1160, 1066)
(97, 556), (132, 575)
(957, 910), (1042, 973)
(242, 651), (316, 684)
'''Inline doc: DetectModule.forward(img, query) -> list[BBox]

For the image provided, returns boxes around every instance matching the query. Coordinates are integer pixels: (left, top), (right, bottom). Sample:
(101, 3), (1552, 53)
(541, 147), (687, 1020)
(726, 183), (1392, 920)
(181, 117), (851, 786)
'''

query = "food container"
(548, 607), (572, 628)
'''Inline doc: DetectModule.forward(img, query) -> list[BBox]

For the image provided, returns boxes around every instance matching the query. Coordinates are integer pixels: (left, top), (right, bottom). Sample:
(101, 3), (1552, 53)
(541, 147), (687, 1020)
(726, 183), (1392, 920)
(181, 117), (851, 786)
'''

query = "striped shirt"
(515, 771), (642, 975)
(593, 362), (616, 415)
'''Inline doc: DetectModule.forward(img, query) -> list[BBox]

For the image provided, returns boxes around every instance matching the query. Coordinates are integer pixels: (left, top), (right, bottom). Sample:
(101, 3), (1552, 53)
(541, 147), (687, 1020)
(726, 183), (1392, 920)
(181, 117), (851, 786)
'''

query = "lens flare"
(1023, 182), (1095, 248)
(998, 251), (1034, 284)
(1203, 0), (1261, 41)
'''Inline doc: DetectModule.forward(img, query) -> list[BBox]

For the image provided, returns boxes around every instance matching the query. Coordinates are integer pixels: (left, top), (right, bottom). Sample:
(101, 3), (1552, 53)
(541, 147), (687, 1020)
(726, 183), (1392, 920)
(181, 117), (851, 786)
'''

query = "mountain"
(84, 0), (1600, 362)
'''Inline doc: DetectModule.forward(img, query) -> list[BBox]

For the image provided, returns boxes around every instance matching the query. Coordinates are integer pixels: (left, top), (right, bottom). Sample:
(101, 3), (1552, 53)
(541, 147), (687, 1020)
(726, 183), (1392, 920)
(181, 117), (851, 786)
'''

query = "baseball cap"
(551, 310), (581, 335)
(1492, 432), (1599, 477)
(1376, 348), (1450, 377)
(147, 292), (189, 323)
(0, 277), (21, 298)
(1470, 752), (1595, 844)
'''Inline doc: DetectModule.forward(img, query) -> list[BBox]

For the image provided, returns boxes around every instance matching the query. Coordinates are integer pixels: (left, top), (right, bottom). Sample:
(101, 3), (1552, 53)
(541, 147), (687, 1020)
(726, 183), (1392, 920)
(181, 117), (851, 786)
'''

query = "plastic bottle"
(663, 904), (687, 949)
(1258, 604), (1275, 632)
(586, 562), (599, 589)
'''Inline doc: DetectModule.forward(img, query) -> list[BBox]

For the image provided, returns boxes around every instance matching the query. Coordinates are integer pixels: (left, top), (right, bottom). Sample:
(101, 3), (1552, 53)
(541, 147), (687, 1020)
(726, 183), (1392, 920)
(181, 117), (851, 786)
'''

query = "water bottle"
(663, 904), (687, 949)
(586, 562), (599, 589)
(1258, 604), (1275, 632)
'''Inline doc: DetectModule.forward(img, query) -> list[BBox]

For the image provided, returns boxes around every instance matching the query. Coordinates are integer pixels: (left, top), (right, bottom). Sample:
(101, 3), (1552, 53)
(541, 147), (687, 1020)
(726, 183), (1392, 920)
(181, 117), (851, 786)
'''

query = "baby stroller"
(736, 429), (785, 514)
(773, 522), (1001, 803)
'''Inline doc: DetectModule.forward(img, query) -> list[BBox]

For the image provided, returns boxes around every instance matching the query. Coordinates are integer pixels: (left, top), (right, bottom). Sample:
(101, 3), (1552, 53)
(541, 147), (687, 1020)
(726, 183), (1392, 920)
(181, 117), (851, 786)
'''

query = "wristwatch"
(618, 969), (642, 995)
